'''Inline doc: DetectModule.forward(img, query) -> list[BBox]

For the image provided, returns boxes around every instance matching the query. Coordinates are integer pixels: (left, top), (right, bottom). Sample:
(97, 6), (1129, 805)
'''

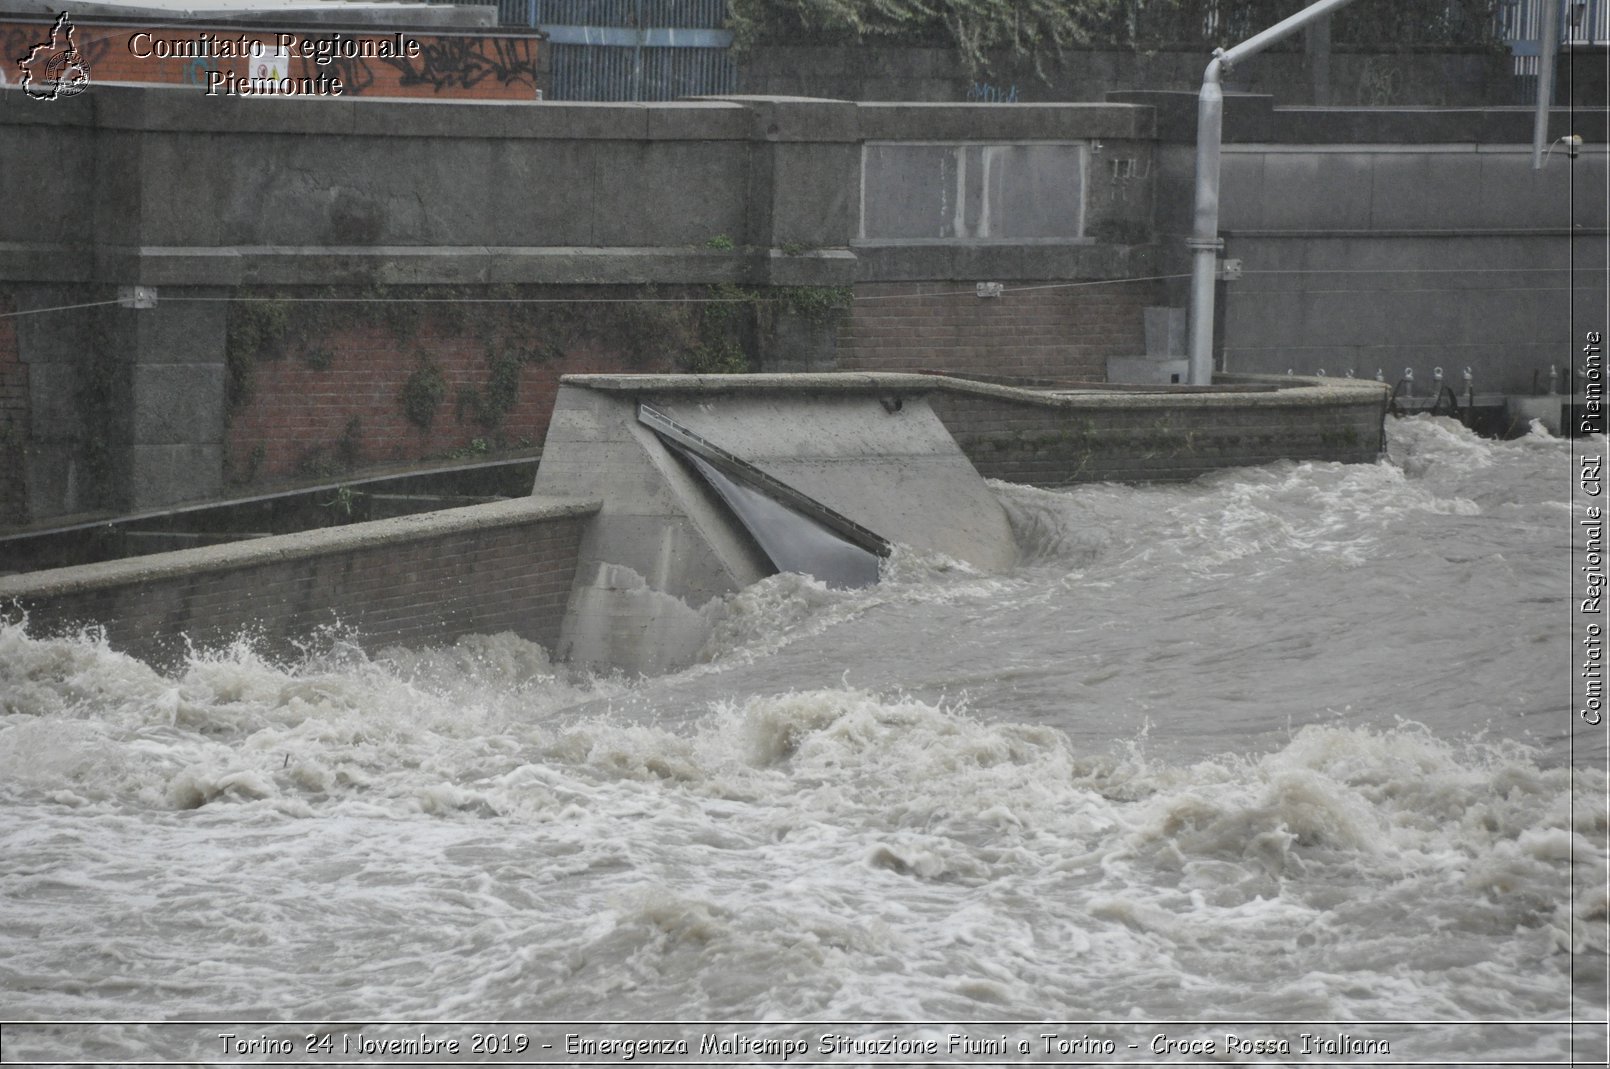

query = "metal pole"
(1533, 0), (1562, 168)
(1186, 57), (1224, 388)
(1186, 0), (1362, 385)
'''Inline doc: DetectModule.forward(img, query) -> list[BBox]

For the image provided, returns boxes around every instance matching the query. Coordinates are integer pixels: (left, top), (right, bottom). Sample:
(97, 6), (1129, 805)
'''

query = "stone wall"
(928, 375), (1389, 485)
(0, 497), (596, 666)
(0, 86), (1156, 524)
(840, 280), (1158, 383)
(4, 81), (1600, 528)
(220, 287), (686, 485)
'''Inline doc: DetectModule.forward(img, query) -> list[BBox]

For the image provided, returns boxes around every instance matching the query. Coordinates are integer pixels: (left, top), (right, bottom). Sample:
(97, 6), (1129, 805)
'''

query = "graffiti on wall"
(1, 19), (540, 99)
(966, 81), (1020, 103)
(382, 36), (538, 92)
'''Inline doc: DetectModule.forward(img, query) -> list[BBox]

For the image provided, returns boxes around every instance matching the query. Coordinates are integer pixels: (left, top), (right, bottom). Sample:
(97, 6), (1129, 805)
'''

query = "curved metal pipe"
(1186, 0), (1361, 385)
(1186, 54), (1224, 386)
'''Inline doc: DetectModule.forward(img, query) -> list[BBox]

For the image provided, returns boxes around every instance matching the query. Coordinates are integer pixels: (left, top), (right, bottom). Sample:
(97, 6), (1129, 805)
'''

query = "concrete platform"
(534, 373), (1017, 673)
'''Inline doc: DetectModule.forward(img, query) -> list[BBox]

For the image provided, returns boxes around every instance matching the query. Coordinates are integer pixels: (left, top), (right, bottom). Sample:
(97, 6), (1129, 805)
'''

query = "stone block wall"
(0, 498), (596, 666)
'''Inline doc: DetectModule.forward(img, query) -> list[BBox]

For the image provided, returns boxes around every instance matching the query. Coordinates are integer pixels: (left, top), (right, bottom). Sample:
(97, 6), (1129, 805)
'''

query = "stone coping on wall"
(0, 85), (758, 141)
(87, 245), (862, 288)
(564, 372), (946, 395)
(1107, 90), (1605, 145)
(932, 372), (1392, 411)
(2, 84), (1164, 146)
(562, 371), (1392, 411)
(849, 242), (1158, 283)
(855, 102), (1154, 141)
(0, 496), (600, 600)
(11, 82), (1593, 147)
(2, 85), (1158, 143)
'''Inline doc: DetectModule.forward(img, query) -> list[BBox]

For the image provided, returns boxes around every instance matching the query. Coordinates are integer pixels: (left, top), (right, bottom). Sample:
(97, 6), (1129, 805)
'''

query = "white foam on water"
(0, 417), (1600, 1062)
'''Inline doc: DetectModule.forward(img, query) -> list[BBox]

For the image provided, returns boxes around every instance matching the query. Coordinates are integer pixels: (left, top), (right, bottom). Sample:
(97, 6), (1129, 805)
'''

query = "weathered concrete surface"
(533, 383), (773, 673)
(0, 496), (597, 597)
(1122, 90), (1608, 396)
(533, 373), (1016, 673)
(0, 496), (600, 668)
(926, 373), (1391, 484)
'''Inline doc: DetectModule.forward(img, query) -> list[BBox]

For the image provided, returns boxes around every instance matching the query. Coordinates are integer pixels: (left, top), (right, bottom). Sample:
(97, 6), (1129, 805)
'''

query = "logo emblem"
(18, 12), (91, 100)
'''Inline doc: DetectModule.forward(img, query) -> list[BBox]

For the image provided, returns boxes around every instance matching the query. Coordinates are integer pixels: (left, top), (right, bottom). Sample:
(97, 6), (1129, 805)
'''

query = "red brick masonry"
(840, 280), (1157, 382)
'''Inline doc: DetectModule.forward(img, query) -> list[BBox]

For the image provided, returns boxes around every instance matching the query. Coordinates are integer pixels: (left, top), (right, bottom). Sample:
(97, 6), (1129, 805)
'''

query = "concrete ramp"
(533, 373), (1015, 673)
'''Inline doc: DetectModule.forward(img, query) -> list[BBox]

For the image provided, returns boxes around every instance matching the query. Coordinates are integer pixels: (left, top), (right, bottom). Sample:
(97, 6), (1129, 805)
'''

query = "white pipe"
(1533, 0), (1562, 169)
(1186, 57), (1224, 388)
(1187, 0), (1362, 385)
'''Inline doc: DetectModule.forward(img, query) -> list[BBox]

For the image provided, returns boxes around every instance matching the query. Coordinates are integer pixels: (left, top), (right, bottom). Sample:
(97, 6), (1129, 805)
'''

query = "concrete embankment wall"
(533, 373), (1017, 674)
(0, 86), (1155, 525)
(1122, 93), (1609, 396)
(929, 375), (1390, 485)
(0, 371), (1388, 673)
(0, 497), (596, 667)
(3, 82), (1598, 532)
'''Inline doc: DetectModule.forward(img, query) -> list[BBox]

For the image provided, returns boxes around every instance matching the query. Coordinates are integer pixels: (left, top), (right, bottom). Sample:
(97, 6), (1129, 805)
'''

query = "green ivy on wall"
(221, 283), (856, 482)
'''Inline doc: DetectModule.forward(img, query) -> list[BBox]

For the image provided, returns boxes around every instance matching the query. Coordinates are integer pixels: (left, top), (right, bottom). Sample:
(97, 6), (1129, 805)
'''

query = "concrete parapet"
(0, 496), (598, 666)
(534, 373), (1016, 673)
(926, 373), (1391, 484)
(856, 102), (1154, 141)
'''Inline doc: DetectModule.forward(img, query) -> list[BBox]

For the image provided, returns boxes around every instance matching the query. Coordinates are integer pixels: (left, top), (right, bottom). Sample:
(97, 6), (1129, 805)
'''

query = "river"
(1, 416), (1603, 1065)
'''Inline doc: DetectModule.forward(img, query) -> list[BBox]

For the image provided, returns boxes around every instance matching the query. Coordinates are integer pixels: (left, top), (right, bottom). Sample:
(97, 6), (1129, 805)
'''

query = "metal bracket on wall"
(1217, 259), (1243, 281)
(117, 286), (157, 309)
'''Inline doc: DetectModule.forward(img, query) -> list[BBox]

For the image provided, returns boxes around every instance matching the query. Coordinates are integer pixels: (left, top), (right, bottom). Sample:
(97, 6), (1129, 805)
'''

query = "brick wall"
(0, 295), (26, 527)
(839, 280), (1158, 382)
(225, 295), (684, 486)
(929, 383), (1388, 485)
(0, 499), (595, 668)
(0, 18), (543, 100)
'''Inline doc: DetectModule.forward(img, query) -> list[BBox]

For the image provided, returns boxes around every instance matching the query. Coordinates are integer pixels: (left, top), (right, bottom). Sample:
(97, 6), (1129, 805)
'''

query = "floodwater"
(1, 416), (1604, 1065)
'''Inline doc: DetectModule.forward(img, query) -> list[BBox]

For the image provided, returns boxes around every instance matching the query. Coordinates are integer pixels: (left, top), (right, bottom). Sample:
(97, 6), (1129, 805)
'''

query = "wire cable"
(0, 299), (127, 321)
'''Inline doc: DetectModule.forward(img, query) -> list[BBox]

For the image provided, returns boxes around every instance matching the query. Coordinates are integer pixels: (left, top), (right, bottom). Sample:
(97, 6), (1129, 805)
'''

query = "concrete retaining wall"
(0, 86), (1155, 524)
(3, 81), (1598, 528)
(1124, 92), (1608, 397)
(0, 496), (597, 667)
(927, 375), (1390, 485)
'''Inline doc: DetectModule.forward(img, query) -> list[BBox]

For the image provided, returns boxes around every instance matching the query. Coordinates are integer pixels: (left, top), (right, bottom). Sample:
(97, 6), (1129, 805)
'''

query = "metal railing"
(1499, 0), (1609, 45)
(452, 0), (1605, 101)
(1502, 0), (1606, 101)
(483, 0), (737, 100)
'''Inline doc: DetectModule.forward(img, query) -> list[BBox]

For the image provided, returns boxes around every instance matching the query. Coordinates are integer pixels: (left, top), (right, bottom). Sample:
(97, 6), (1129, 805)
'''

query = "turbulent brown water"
(1, 416), (1604, 1065)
